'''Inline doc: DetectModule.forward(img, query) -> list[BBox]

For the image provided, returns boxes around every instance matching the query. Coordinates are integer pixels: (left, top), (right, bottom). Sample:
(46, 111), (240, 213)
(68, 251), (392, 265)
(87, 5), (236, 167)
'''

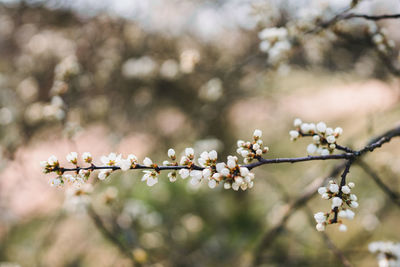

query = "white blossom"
(331, 197), (343, 207)
(318, 187), (327, 195)
(48, 155), (58, 166)
(253, 129), (262, 139)
(82, 152), (92, 163)
(316, 122), (327, 133)
(341, 185), (351, 194)
(179, 169), (190, 179)
(294, 118), (302, 127)
(185, 147), (194, 157)
(326, 135), (336, 144)
(339, 224), (347, 232)
(329, 183), (339, 193)
(314, 212), (326, 223)
(117, 158), (131, 171)
(143, 157), (153, 167)
(349, 201), (359, 208)
(350, 194), (357, 201)
(316, 223), (325, 232)
(209, 150), (218, 160)
(208, 179), (217, 189)
(168, 148), (176, 158)
(348, 182), (355, 188)
(307, 144), (317, 154)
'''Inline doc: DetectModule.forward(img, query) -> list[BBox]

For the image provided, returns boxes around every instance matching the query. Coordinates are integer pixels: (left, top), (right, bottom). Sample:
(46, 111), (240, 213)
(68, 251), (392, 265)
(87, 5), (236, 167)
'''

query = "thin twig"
(357, 160), (400, 207)
(87, 205), (140, 266)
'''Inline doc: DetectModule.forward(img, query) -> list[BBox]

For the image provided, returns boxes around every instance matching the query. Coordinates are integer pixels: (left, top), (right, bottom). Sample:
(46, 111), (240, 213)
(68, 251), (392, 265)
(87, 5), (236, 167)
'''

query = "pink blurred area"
(0, 125), (154, 223)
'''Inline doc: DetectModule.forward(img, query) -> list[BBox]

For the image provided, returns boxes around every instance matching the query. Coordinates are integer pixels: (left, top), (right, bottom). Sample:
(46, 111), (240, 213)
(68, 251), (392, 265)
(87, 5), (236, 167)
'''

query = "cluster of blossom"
(369, 241), (400, 267)
(289, 118), (343, 156)
(314, 180), (358, 232)
(41, 130), (269, 191)
(236, 129), (269, 164)
(258, 27), (292, 66)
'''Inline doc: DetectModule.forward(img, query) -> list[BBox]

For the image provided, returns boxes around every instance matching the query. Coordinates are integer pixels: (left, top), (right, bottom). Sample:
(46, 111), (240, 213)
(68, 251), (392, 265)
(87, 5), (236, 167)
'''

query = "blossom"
(326, 135), (336, 144)
(307, 144), (317, 154)
(82, 152), (92, 163)
(253, 129), (262, 139)
(117, 158), (132, 171)
(101, 153), (121, 166)
(98, 170), (111, 180)
(142, 170), (158, 186)
(339, 224), (347, 232)
(314, 212), (326, 223)
(185, 147), (194, 157)
(293, 118), (302, 127)
(341, 185), (351, 194)
(168, 172), (177, 182)
(316, 122), (327, 133)
(143, 157), (153, 167)
(48, 155), (59, 166)
(329, 183), (339, 193)
(209, 150), (218, 160)
(331, 197), (343, 207)
(318, 187), (327, 195)
(179, 169), (190, 179)
(316, 223), (325, 231)
(66, 152), (78, 164)
(349, 201), (359, 208)
(167, 148), (176, 159)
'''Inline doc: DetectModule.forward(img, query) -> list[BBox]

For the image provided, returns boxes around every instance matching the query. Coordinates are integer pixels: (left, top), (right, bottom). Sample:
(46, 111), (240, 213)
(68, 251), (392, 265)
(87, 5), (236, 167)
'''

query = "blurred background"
(0, 0), (400, 266)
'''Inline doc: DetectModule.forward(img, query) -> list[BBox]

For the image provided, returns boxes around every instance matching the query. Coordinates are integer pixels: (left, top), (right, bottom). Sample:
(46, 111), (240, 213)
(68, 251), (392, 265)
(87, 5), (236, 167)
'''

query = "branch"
(357, 160), (400, 207)
(87, 205), (141, 266)
(252, 124), (400, 265)
(341, 13), (400, 21)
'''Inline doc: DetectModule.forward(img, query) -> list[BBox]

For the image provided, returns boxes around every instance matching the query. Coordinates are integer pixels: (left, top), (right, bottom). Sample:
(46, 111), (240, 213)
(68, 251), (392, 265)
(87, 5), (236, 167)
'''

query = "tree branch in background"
(357, 160), (400, 208)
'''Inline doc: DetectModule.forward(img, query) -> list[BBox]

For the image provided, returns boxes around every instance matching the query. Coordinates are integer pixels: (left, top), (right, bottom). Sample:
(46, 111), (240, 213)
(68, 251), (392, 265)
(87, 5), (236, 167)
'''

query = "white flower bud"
(321, 193), (329, 199)
(334, 127), (343, 135)
(346, 209), (355, 220)
(147, 176), (158, 186)
(326, 135), (336, 144)
(208, 179), (217, 189)
(294, 118), (302, 127)
(202, 168), (212, 179)
(240, 167), (249, 177)
(349, 194), (357, 201)
(240, 150), (249, 158)
(237, 140), (245, 147)
(316, 122), (327, 133)
(314, 212), (326, 223)
(349, 201), (359, 208)
(185, 147), (194, 157)
(82, 152), (92, 163)
(338, 210), (347, 218)
(289, 130), (299, 139)
(313, 135), (320, 142)
(256, 149), (263, 155)
(179, 169), (190, 179)
(220, 168), (230, 177)
(232, 182), (239, 191)
(307, 144), (317, 154)
(98, 170), (109, 180)
(224, 182), (231, 189)
(348, 182), (355, 188)
(341, 185), (351, 194)
(326, 128), (333, 135)
(318, 187), (327, 195)
(320, 149), (330, 156)
(168, 172), (177, 182)
(48, 155), (58, 166)
(209, 150), (218, 160)
(329, 183), (339, 193)
(216, 163), (226, 172)
(190, 170), (203, 180)
(316, 223), (325, 231)
(339, 224), (347, 232)
(332, 197), (343, 207)
(118, 158), (132, 171)
(227, 159), (236, 169)
(253, 129), (262, 138)
(143, 157), (153, 167)
(168, 148), (176, 158)
(329, 144), (336, 149)
(235, 176), (244, 185)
